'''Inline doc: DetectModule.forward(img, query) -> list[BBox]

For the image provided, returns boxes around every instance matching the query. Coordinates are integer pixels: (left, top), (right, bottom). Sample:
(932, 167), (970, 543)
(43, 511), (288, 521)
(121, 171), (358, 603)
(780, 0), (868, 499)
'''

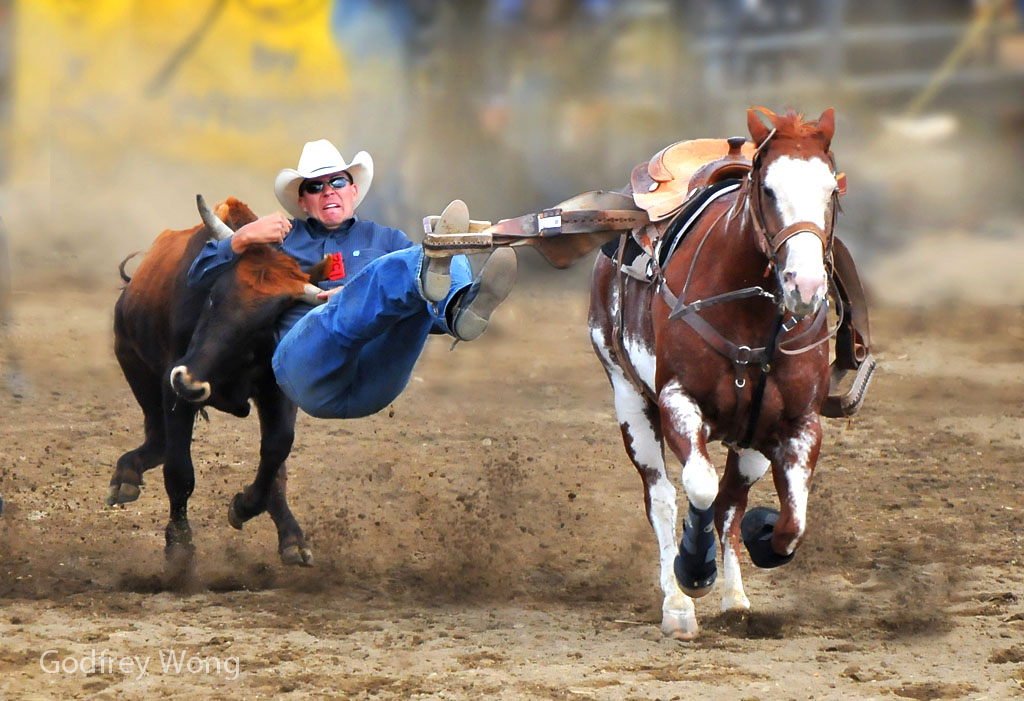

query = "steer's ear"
(307, 254), (331, 285)
(218, 196), (258, 231)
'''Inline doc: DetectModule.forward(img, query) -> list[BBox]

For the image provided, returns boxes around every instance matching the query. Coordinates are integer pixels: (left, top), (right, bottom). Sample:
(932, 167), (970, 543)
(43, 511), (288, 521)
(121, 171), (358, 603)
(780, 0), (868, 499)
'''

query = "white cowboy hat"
(274, 139), (374, 220)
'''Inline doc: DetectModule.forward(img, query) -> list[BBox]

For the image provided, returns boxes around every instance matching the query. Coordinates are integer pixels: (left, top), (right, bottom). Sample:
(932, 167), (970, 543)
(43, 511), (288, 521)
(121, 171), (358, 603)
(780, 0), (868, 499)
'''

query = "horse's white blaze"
(719, 506), (750, 611)
(776, 425), (816, 555)
(737, 449), (771, 484)
(763, 155), (836, 229)
(660, 380), (718, 510)
(766, 155), (833, 315)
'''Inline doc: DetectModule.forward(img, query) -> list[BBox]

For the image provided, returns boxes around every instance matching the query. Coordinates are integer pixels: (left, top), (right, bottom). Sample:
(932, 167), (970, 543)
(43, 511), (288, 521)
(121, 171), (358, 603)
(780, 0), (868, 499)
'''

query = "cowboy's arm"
(186, 213), (292, 289)
(230, 212), (292, 253)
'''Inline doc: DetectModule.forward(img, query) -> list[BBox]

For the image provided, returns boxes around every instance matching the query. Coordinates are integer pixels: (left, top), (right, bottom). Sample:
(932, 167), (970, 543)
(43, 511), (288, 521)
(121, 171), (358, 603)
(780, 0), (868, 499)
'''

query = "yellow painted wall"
(9, 0), (350, 183)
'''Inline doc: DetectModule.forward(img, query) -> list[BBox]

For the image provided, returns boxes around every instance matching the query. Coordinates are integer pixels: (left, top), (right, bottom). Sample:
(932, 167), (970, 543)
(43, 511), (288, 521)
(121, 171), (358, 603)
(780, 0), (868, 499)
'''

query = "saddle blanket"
(601, 178), (742, 276)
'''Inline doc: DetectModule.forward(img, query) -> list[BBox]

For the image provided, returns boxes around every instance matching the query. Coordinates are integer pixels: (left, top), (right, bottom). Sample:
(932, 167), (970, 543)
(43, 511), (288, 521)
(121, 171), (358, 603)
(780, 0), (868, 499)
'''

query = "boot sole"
(422, 200), (469, 302)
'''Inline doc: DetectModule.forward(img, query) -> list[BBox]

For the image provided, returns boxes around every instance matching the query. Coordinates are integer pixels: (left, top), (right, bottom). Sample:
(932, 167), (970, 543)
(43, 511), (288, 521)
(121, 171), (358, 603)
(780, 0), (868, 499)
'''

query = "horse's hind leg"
(658, 379), (720, 599)
(717, 448), (771, 611)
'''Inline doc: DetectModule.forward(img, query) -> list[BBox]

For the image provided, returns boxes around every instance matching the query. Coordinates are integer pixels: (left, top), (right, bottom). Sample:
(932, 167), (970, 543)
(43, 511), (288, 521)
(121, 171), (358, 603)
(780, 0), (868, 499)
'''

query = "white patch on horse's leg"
(660, 380), (717, 510)
(614, 383), (697, 637)
(737, 450), (771, 483)
(623, 334), (656, 391)
(591, 326), (696, 638)
(719, 506), (750, 611)
(774, 422), (817, 555)
(719, 449), (766, 611)
(646, 470), (698, 638)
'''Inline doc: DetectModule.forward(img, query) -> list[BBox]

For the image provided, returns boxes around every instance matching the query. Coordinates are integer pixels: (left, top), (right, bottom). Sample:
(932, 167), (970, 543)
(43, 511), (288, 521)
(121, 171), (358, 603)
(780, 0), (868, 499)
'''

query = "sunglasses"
(301, 175), (352, 195)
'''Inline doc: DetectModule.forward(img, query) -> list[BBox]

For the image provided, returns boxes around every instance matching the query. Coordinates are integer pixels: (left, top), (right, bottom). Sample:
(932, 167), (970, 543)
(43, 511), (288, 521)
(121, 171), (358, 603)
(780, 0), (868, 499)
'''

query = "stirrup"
(422, 203), (494, 257)
(821, 353), (876, 418)
(421, 200), (472, 302)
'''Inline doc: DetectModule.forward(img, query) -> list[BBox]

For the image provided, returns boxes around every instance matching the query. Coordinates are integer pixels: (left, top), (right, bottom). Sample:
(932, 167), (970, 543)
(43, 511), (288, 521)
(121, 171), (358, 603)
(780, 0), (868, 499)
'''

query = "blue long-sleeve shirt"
(187, 215), (415, 338)
(187, 215), (414, 291)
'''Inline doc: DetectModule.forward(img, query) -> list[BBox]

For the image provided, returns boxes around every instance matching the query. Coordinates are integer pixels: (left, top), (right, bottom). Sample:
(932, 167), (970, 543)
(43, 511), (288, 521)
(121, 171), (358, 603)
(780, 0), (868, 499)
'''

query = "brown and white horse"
(590, 107), (840, 639)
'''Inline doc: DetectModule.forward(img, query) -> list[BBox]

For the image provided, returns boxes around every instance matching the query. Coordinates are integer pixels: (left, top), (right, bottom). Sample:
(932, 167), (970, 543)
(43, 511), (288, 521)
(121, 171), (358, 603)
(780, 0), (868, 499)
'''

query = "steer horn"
(196, 194), (234, 241)
(301, 284), (327, 306)
(169, 365), (212, 403)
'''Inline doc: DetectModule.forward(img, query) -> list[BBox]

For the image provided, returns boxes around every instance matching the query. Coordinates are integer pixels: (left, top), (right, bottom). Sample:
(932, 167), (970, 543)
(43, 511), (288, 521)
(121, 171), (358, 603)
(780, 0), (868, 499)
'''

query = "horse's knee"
(682, 456), (718, 510)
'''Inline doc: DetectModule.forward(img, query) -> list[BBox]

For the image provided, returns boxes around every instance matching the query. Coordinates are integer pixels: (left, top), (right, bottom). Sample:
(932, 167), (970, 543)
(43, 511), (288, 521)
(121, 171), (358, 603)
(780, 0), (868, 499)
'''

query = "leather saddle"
(631, 136), (755, 223)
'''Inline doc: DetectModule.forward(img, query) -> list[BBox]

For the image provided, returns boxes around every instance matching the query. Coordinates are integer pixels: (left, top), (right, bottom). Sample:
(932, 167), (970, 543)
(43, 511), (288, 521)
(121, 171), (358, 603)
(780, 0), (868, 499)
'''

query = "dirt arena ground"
(0, 255), (1022, 699)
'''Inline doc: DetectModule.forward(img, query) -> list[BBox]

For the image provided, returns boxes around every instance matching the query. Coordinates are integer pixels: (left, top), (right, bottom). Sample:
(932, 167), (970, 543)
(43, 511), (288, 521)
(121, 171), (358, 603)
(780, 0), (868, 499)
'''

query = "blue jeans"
(272, 246), (472, 419)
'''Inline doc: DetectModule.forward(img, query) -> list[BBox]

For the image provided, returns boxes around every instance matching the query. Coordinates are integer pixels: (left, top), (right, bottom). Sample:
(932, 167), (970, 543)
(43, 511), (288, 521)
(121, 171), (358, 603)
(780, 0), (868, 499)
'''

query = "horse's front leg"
(659, 379), (719, 599)
(717, 448), (772, 611)
(743, 414), (822, 567)
(601, 368), (699, 639)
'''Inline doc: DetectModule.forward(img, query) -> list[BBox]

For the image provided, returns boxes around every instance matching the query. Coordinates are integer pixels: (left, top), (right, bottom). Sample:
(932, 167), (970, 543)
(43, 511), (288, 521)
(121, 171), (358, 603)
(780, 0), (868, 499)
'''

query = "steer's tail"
(118, 251), (144, 283)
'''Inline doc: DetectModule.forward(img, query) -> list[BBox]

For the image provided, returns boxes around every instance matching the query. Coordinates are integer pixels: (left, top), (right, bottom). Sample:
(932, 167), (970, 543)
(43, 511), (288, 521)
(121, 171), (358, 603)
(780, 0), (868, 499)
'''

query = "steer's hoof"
(227, 495), (246, 530)
(106, 483), (141, 506)
(741, 506), (795, 569)
(280, 544), (314, 567)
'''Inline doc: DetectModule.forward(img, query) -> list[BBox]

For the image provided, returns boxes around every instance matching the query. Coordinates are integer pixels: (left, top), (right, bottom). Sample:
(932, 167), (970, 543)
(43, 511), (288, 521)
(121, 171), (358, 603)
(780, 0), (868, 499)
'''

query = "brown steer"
(111, 196), (324, 567)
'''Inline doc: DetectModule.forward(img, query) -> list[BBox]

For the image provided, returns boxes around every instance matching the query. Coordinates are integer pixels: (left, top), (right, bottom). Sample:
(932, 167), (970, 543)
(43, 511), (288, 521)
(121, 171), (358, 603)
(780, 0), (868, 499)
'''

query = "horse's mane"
(771, 109), (820, 140)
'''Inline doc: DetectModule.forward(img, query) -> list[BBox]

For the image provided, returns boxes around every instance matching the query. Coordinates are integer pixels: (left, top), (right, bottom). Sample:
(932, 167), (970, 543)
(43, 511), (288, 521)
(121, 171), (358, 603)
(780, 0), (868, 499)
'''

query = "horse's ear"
(747, 107), (773, 146)
(816, 108), (835, 149)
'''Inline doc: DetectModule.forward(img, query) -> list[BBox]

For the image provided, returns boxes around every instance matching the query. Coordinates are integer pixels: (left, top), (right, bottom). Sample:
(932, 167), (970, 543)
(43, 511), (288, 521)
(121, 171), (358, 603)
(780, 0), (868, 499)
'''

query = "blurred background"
(1, 0), (1023, 297)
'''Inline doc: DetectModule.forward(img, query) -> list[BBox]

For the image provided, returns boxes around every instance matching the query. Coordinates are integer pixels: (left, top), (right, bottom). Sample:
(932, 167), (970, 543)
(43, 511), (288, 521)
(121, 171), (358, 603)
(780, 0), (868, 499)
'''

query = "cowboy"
(187, 139), (516, 419)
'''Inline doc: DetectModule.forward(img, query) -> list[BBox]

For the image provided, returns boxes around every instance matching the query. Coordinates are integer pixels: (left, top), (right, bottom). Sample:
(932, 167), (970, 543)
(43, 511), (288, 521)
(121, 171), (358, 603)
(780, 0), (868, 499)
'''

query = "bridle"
(645, 128), (842, 447)
(744, 128), (840, 268)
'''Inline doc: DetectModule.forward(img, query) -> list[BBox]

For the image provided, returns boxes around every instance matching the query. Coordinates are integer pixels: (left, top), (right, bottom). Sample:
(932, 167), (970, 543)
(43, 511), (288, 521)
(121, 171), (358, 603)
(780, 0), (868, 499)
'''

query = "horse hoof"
(661, 613), (700, 640)
(106, 483), (140, 506)
(741, 506), (795, 568)
(674, 553), (717, 598)
(280, 545), (313, 567)
(227, 495), (245, 530)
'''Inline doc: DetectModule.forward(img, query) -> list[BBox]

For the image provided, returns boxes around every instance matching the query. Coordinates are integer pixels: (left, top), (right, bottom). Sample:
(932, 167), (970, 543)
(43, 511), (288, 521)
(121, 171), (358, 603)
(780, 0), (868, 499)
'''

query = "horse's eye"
(763, 187), (776, 199)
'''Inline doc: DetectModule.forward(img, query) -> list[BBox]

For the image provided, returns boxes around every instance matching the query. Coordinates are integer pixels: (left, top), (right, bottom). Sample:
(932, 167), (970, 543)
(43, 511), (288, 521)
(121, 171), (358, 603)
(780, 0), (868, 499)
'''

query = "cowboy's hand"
(316, 287), (342, 301)
(231, 212), (293, 253)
